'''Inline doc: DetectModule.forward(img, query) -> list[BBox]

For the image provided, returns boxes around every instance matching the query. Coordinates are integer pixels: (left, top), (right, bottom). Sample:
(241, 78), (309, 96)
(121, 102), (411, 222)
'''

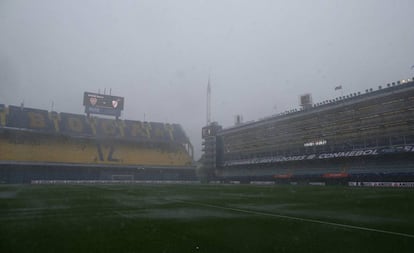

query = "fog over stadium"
(1, 0), (414, 159)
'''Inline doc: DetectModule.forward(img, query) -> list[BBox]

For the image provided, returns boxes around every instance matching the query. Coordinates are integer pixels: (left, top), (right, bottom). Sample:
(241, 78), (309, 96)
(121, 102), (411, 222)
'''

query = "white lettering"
(355, 150), (364, 156)
(304, 139), (327, 147)
(224, 148), (384, 167)
(363, 149), (373, 155)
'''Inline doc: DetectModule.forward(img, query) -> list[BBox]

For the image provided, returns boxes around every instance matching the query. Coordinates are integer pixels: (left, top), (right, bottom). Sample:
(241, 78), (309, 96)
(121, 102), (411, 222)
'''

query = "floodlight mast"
(207, 76), (211, 125)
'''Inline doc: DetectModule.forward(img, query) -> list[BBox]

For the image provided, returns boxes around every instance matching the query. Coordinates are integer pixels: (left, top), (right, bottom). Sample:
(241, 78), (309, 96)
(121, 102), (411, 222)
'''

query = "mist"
(1, 0), (414, 159)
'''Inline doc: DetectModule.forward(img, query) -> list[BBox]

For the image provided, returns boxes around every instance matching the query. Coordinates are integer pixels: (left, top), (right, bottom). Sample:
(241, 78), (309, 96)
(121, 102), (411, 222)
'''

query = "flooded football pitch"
(1, 184), (413, 253)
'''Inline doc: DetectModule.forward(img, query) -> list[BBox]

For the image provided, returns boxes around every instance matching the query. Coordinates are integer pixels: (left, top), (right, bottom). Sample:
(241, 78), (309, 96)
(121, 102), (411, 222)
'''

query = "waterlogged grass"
(1, 184), (414, 252)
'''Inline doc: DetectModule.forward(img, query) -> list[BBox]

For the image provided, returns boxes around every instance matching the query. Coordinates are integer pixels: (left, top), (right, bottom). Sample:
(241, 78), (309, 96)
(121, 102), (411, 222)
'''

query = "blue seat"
(59, 113), (93, 137)
(94, 118), (120, 138)
(150, 122), (171, 142)
(123, 120), (152, 141)
(172, 124), (188, 143)
(6, 105), (55, 132)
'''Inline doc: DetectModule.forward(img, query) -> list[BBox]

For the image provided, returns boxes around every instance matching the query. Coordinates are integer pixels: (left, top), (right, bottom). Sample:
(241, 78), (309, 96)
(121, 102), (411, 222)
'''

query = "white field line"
(176, 199), (414, 239)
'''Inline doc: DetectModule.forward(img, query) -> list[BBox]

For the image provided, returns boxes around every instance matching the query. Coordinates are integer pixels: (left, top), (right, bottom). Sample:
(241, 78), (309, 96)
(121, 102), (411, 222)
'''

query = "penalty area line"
(175, 199), (414, 239)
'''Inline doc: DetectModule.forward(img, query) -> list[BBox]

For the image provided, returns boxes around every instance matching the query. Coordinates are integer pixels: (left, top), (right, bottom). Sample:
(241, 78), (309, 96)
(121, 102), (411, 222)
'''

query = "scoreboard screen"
(83, 92), (124, 110)
(83, 92), (124, 117)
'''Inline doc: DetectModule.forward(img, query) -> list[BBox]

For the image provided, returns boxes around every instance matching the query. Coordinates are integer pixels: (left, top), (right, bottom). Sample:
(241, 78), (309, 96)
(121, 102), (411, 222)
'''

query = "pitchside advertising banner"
(224, 145), (414, 166)
(83, 92), (124, 117)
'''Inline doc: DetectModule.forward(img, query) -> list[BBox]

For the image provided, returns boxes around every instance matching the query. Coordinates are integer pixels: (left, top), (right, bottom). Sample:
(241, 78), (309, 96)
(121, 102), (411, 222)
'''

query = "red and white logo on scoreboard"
(89, 97), (97, 106)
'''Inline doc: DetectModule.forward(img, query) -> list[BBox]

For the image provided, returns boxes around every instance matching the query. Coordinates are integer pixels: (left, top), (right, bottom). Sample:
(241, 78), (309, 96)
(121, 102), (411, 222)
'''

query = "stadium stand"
(202, 78), (414, 183)
(123, 120), (152, 141)
(0, 105), (195, 183)
(6, 106), (55, 133)
(59, 112), (93, 137)
(94, 117), (121, 138)
(0, 133), (96, 164)
(0, 104), (5, 127)
(172, 124), (189, 143)
(123, 120), (189, 143)
(49, 111), (60, 132)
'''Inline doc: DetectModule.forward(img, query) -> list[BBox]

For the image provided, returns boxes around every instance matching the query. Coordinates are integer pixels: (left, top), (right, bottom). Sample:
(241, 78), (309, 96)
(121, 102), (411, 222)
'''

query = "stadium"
(0, 92), (196, 183)
(202, 78), (414, 184)
(2, 78), (414, 185)
(1, 85), (414, 253)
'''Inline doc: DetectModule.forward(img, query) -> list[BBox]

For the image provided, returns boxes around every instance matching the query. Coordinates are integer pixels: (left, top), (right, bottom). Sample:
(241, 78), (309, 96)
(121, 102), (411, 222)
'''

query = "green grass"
(1, 184), (414, 253)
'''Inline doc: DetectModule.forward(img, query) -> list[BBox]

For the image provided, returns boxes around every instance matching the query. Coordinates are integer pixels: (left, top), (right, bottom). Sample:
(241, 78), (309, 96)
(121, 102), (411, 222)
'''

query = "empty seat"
(59, 113), (93, 136)
(6, 105), (55, 132)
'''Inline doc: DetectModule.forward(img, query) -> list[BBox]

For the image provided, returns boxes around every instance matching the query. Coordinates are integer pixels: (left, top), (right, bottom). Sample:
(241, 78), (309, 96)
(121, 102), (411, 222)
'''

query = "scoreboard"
(83, 92), (125, 117)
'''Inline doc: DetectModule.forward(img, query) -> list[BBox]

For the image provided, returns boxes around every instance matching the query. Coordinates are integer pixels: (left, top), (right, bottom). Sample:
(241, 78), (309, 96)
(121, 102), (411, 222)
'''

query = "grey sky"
(1, 0), (414, 159)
